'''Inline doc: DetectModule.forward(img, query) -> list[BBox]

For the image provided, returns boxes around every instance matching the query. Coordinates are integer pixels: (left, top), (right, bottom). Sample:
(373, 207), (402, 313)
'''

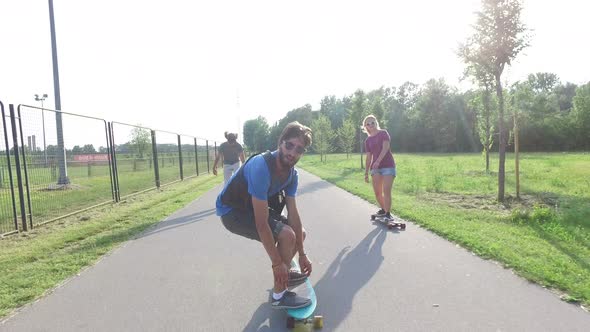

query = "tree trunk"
(514, 113), (520, 199)
(483, 89), (491, 173)
(496, 74), (506, 202)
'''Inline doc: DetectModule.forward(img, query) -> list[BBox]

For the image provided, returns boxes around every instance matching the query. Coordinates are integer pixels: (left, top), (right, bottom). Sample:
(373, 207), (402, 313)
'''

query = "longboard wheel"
(287, 316), (295, 329)
(313, 315), (324, 329)
(371, 215), (375, 220)
(401, 224), (406, 230)
(387, 224), (393, 230)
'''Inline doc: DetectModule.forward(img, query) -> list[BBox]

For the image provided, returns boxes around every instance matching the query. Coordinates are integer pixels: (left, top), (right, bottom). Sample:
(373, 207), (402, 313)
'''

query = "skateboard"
(286, 259), (323, 329)
(371, 214), (406, 230)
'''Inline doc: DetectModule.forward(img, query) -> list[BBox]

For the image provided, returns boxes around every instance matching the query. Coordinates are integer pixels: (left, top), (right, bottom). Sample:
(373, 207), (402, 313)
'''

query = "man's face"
(278, 136), (306, 168)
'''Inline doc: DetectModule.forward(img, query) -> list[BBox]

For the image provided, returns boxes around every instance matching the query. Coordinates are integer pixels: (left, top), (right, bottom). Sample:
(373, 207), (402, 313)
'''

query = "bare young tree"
(461, 0), (530, 201)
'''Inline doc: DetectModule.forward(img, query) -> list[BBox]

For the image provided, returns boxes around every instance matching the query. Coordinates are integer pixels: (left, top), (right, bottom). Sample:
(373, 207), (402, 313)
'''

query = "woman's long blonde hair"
(361, 115), (380, 134)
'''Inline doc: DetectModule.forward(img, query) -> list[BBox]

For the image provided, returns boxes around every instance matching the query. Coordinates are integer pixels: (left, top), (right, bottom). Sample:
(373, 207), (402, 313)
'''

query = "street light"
(34, 94), (49, 166)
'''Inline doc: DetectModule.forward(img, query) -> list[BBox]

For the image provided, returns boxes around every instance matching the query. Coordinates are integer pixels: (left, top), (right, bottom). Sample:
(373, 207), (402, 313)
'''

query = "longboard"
(286, 259), (323, 329)
(371, 214), (406, 230)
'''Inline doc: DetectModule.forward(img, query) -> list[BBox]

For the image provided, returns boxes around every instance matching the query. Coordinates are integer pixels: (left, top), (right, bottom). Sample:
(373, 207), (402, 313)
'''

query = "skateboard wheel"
(401, 224), (406, 230)
(287, 316), (295, 329)
(387, 224), (393, 230)
(313, 315), (324, 329)
(371, 215), (375, 220)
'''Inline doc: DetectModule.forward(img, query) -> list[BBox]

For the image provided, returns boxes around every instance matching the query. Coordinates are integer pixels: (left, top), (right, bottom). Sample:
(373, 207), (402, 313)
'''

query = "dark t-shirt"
(364, 130), (395, 168)
(219, 142), (244, 164)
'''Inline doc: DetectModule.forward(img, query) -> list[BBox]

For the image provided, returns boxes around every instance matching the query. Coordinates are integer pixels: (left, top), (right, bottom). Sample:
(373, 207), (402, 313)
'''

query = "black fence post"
(206, 140), (210, 173)
(9, 104), (28, 231)
(151, 130), (160, 188)
(105, 122), (115, 202)
(16, 106), (33, 229)
(194, 138), (199, 176)
(109, 123), (120, 202)
(1, 102), (18, 232)
(177, 135), (183, 180)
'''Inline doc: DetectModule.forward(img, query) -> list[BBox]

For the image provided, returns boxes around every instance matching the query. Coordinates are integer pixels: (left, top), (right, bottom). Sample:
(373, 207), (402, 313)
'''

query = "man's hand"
(272, 263), (289, 290)
(299, 254), (312, 276)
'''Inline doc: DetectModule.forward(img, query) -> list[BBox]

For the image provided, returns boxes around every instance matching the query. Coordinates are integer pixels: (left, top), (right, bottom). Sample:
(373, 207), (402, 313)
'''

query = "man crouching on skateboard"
(216, 121), (313, 309)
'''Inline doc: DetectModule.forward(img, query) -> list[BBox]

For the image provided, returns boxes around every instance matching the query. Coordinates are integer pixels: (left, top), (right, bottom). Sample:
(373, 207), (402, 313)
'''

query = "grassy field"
(0, 174), (222, 319)
(298, 152), (590, 309)
(0, 157), (213, 234)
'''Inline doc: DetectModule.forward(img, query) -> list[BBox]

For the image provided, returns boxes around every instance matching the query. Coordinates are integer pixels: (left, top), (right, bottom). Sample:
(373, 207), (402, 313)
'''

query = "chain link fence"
(0, 102), (220, 236)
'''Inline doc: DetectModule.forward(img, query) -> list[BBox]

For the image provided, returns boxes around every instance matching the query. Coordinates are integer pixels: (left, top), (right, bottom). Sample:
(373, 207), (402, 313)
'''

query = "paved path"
(1, 170), (588, 331)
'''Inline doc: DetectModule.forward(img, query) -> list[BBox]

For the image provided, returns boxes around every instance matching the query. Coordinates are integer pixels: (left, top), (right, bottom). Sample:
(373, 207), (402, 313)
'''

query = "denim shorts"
(220, 209), (287, 241)
(370, 167), (396, 177)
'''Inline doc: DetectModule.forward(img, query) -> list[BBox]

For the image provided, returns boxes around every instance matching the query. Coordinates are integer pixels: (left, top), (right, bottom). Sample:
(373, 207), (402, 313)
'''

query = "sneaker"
(383, 213), (394, 221)
(270, 291), (311, 309)
(288, 270), (308, 287)
(376, 209), (386, 216)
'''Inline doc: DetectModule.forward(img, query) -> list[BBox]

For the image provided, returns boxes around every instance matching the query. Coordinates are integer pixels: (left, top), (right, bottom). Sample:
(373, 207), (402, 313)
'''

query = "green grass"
(0, 174), (222, 319)
(298, 152), (590, 308)
(0, 159), (213, 233)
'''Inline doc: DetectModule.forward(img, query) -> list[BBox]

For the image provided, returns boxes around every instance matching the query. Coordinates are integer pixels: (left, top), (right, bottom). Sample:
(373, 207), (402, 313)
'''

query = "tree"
(82, 144), (96, 154)
(311, 115), (333, 162)
(466, 90), (496, 172)
(463, 0), (530, 201)
(243, 116), (270, 153)
(572, 82), (590, 150)
(320, 95), (348, 129)
(336, 119), (356, 158)
(347, 89), (368, 168)
(130, 127), (151, 159)
(509, 81), (534, 198)
(459, 41), (496, 172)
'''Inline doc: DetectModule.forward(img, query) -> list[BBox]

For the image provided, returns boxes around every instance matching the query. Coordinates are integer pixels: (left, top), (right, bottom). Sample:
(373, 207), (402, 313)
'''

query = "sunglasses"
(365, 121), (375, 127)
(283, 141), (307, 154)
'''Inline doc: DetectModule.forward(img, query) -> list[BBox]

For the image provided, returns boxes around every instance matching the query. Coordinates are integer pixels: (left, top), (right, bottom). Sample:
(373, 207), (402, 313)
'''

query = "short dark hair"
(277, 121), (312, 148)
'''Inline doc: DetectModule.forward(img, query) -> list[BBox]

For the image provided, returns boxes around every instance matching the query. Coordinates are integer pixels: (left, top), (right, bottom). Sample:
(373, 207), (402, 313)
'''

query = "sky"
(1, 0), (589, 145)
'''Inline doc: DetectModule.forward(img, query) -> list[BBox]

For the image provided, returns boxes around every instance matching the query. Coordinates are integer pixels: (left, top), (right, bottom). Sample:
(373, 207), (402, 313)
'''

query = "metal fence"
(0, 102), (219, 236)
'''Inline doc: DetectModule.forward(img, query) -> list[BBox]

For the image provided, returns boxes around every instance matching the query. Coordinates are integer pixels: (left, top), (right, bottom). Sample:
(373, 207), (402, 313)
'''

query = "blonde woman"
(363, 115), (396, 221)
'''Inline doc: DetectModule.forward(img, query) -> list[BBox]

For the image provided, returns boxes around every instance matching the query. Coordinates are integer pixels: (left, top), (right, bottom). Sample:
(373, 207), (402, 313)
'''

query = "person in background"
(213, 131), (245, 183)
(362, 115), (397, 221)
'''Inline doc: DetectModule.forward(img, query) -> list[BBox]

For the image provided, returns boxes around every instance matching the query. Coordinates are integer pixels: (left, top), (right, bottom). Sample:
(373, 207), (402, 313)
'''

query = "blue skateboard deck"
(286, 259), (322, 328)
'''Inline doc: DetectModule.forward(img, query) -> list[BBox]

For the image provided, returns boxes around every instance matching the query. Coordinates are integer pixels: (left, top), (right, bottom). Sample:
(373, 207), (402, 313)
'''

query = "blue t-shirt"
(215, 150), (298, 216)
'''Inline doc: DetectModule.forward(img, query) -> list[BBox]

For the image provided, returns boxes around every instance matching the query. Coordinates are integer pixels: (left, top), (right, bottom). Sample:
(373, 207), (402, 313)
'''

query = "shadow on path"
(313, 227), (386, 331)
(297, 180), (333, 196)
(242, 227), (387, 331)
(136, 208), (217, 239)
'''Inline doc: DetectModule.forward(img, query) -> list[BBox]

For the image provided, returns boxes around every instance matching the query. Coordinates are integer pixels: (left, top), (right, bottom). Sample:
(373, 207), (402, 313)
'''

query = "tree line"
(243, 75), (589, 155)
(243, 0), (590, 202)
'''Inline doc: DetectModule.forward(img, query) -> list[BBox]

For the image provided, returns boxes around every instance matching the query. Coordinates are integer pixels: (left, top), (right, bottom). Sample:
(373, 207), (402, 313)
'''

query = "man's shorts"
(221, 208), (288, 241)
(370, 167), (396, 177)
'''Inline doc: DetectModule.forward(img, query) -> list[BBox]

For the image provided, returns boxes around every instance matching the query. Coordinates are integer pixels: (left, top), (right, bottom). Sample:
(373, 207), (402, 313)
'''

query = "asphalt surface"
(1, 169), (588, 331)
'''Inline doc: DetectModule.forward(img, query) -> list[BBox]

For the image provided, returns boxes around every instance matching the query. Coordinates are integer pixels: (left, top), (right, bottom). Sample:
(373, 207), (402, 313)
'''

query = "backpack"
(220, 151), (290, 215)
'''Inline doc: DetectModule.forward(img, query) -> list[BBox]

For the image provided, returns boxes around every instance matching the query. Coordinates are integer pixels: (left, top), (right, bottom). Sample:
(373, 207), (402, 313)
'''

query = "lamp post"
(34, 93), (49, 166)
(48, 0), (69, 185)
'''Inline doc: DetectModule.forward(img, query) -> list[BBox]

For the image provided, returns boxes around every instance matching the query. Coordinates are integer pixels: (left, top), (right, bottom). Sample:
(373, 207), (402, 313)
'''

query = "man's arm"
(252, 197), (283, 255)
(212, 150), (222, 176)
(252, 197), (288, 289)
(285, 196), (312, 275)
(285, 196), (304, 255)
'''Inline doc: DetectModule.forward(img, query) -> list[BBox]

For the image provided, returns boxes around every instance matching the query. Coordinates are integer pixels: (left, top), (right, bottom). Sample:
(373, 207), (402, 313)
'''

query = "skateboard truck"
(371, 214), (406, 230)
(287, 315), (324, 329)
